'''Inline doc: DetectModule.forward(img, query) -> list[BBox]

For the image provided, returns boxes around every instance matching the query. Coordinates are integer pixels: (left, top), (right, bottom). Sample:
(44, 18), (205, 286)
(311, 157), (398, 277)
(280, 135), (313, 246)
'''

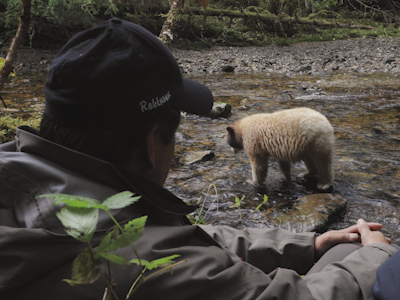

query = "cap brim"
(174, 77), (214, 115)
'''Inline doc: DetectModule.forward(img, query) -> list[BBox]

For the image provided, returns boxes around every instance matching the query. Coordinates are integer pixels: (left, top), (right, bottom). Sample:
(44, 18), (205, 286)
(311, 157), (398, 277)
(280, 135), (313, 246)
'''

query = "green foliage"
(254, 195), (268, 212)
(230, 195), (244, 220)
(275, 37), (292, 46)
(0, 0), (118, 29)
(230, 195), (244, 209)
(57, 206), (99, 243)
(187, 183), (219, 225)
(0, 116), (40, 144)
(43, 191), (182, 299)
(130, 255), (181, 270)
(64, 249), (102, 286)
(312, 0), (339, 10)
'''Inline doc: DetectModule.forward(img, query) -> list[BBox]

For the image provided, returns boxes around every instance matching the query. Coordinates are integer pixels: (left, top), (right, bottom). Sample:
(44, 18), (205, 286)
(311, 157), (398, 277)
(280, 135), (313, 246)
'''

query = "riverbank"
(13, 36), (400, 76)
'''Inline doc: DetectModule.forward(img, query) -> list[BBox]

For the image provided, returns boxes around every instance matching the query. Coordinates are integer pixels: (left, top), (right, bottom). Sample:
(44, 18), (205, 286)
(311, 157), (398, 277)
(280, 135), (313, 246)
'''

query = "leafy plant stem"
(125, 268), (146, 300)
(100, 267), (120, 300)
(88, 242), (119, 300)
(105, 210), (143, 271)
(126, 259), (188, 299)
(145, 259), (187, 281)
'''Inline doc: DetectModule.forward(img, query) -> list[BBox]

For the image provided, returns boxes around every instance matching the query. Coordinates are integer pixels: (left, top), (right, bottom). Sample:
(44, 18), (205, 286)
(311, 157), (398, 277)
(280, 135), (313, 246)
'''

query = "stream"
(2, 71), (400, 248)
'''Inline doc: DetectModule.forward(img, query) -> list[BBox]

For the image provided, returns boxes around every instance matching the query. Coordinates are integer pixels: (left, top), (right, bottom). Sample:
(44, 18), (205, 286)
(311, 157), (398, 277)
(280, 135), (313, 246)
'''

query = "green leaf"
(130, 255), (180, 271)
(98, 252), (130, 265)
(41, 193), (107, 210)
(64, 249), (101, 286)
(102, 216), (148, 252)
(230, 196), (244, 208)
(130, 258), (150, 268)
(56, 206), (98, 243)
(102, 191), (141, 210)
(123, 216), (147, 234)
(96, 227), (119, 254)
(254, 195), (268, 212)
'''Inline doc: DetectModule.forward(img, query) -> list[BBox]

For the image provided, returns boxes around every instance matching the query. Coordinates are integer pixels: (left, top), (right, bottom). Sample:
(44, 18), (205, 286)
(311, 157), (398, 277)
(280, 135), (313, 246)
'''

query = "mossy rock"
(268, 194), (347, 233)
(207, 102), (232, 118)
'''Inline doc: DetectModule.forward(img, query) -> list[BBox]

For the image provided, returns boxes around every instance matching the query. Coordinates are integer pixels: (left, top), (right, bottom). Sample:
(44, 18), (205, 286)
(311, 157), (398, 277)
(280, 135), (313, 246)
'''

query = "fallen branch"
(188, 6), (376, 31)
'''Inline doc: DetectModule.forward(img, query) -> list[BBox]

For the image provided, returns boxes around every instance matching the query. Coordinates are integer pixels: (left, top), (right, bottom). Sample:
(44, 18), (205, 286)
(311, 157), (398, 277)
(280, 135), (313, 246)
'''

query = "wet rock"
(268, 194), (347, 233)
(175, 131), (191, 142)
(221, 65), (235, 72)
(295, 63), (311, 72)
(207, 102), (232, 118)
(179, 150), (215, 165)
(372, 127), (385, 135)
(388, 135), (400, 143)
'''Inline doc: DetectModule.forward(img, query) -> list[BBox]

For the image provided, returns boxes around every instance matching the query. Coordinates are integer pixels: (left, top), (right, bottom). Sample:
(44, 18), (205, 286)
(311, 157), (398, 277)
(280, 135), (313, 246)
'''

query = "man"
(0, 18), (396, 299)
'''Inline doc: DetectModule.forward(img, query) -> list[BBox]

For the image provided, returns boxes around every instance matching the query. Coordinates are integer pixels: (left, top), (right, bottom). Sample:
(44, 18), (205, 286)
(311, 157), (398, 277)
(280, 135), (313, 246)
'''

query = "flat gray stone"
(179, 150), (215, 165)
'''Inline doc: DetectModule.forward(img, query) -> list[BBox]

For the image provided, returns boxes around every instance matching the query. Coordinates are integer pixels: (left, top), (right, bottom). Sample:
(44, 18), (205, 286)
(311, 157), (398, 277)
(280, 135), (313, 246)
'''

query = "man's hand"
(357, 218), (390, 246)
(314, 219), (390, 261)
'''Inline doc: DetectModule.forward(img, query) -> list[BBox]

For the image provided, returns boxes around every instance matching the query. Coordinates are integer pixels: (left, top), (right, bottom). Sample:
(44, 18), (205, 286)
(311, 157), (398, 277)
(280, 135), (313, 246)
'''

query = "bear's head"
(226, 123), (244, 153)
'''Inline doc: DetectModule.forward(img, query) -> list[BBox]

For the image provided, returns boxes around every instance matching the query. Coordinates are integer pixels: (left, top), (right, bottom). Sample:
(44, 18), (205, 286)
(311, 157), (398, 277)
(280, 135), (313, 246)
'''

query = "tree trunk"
(0, 0), (32, 108)
(159, 0), (185, 45)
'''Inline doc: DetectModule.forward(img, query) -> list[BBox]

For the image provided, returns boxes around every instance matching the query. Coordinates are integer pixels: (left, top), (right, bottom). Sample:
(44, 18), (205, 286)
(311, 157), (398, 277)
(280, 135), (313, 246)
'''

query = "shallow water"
(1, 72), (400, 247)
(169, 72), (400, 248)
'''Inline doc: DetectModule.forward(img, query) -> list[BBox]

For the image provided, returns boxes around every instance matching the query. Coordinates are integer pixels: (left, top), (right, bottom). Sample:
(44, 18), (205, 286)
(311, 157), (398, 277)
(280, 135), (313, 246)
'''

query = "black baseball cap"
(44, 18), (214, 129)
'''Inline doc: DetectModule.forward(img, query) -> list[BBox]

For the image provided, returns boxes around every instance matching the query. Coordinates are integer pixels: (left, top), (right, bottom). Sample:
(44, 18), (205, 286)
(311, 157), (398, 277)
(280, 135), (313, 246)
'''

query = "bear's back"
(241, 107), (333, 161)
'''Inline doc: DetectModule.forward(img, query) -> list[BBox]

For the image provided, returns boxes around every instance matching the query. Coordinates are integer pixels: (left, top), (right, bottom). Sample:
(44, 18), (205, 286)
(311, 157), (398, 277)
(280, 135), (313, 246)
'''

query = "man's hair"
(39, 108), (181, 166)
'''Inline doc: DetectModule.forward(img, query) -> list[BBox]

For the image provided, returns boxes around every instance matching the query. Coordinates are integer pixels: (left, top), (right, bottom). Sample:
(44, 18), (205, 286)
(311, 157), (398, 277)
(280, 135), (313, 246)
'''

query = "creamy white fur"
(226, 107), (335, 189)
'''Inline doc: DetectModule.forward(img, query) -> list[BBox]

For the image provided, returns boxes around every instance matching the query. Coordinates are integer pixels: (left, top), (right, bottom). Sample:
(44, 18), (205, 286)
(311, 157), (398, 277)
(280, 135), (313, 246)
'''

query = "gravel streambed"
(12, 36), (400, 75)
(172, 37), (400, 76)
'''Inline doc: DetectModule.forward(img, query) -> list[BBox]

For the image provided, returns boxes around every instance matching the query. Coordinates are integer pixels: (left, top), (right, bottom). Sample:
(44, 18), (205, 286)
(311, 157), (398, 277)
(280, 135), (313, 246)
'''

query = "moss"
(0, 116), (40, 144)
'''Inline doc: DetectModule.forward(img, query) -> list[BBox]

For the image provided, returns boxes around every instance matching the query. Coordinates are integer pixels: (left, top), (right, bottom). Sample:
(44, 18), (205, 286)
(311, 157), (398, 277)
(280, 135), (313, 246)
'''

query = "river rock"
(179, 150), (215, 165)
(268, 194), (347, 233)
(207, 102), (232, 118)
(221, 65), (235, 72)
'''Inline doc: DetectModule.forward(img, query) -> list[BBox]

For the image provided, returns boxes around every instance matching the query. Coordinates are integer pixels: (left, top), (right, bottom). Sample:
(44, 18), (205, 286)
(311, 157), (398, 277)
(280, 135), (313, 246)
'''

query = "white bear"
(226, 107), (335, 190)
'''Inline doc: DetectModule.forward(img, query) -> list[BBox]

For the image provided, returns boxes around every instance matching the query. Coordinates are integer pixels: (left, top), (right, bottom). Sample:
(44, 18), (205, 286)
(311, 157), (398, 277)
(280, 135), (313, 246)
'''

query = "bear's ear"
(227, 125), (235, 136)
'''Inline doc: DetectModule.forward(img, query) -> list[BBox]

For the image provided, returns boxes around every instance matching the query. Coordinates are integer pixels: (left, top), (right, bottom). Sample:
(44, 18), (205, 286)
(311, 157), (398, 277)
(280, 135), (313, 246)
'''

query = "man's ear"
(143, 125), (159, 170)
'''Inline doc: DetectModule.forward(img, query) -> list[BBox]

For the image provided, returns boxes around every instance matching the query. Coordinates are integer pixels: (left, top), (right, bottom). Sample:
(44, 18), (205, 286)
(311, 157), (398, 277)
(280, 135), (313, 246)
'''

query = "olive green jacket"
(0, 127), (396, 300)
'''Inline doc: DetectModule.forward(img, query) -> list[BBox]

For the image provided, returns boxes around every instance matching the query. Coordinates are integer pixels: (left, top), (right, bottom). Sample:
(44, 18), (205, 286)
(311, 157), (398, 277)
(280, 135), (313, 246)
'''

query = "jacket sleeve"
(199, 224), (316, 274)
(131, 225), (396, 300)
(304, 243), (396, 300)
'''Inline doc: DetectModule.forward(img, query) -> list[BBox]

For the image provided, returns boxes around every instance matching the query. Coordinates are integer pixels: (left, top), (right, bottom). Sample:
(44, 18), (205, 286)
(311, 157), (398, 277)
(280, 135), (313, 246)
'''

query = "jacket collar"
(15, 126), (196, 217)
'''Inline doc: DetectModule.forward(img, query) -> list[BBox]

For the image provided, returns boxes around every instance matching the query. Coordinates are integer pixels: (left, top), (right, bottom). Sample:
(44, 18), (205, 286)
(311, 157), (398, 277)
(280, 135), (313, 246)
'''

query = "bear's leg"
(278, 160), (292, 181)
(303, 157), (318, 179)
(313, 149), (334, 190)
(249, 154), (269, 186)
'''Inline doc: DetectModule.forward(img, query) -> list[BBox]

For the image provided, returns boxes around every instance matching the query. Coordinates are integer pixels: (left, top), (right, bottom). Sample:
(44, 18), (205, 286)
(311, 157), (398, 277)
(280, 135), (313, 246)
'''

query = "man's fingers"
(357, 218), (373, 236)
(327, 231), (360, 244)
(366, 222), (384, 231)
(340, 221), (382, 234)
